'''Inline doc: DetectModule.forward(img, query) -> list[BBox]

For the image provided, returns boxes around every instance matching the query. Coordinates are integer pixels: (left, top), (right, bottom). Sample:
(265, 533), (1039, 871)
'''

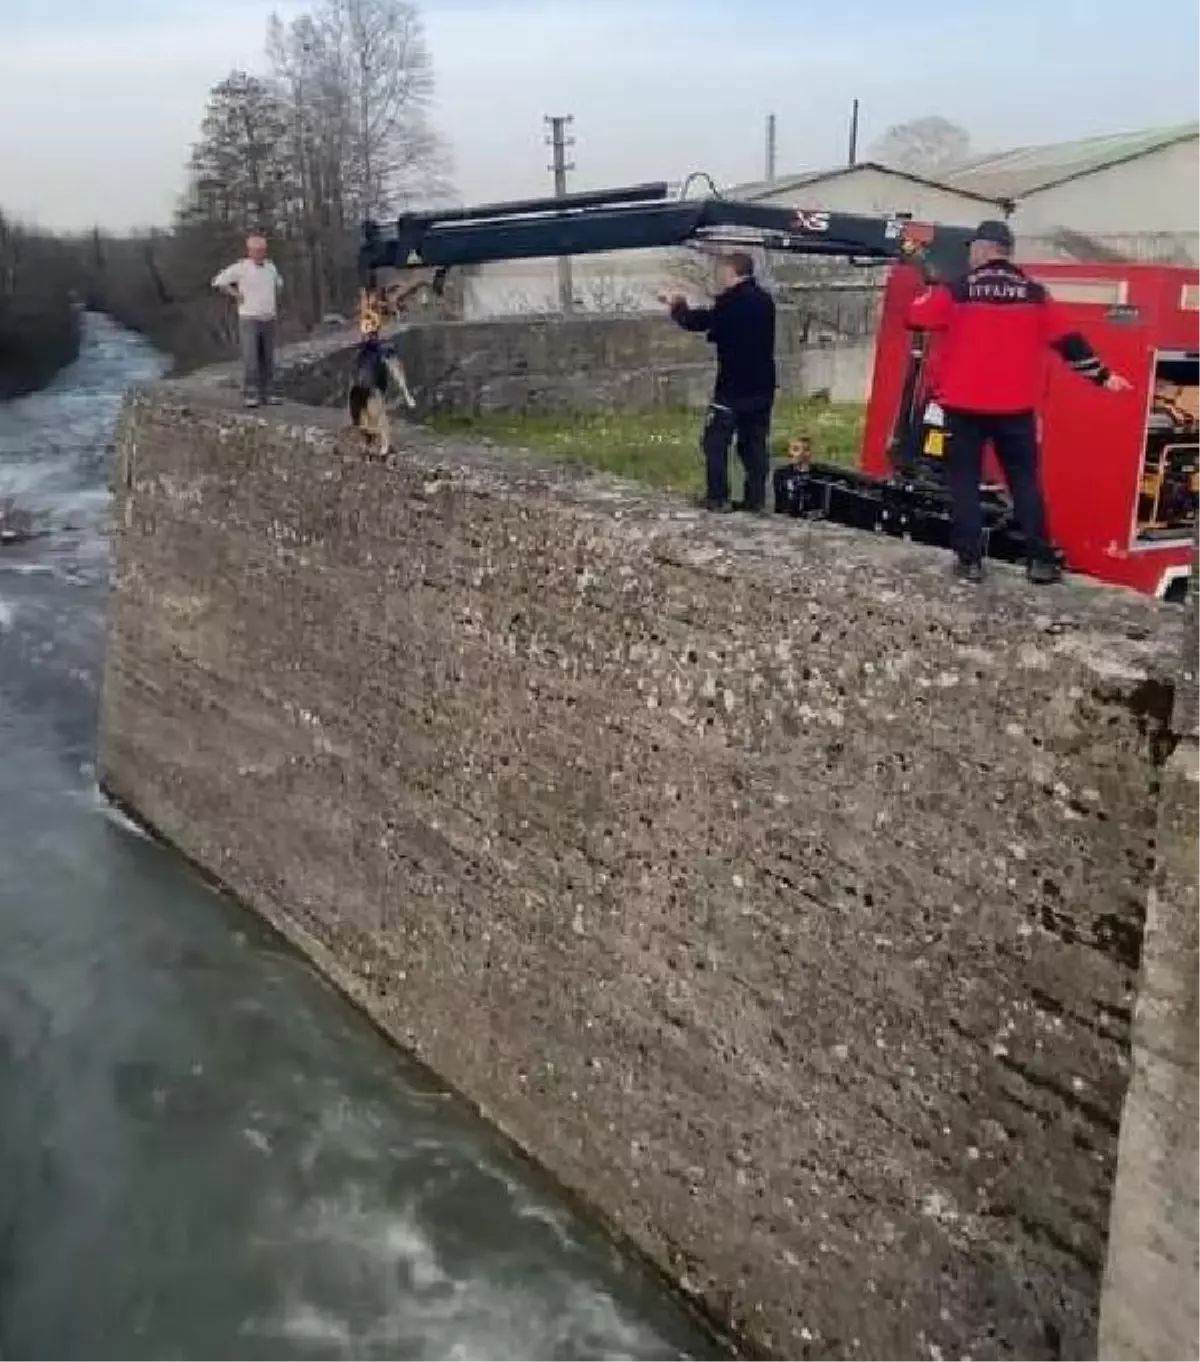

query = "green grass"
(428, 396), (865, 497)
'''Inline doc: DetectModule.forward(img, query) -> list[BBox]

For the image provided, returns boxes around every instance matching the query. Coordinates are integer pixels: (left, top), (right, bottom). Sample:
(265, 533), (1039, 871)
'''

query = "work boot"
(953, 555), (984, 584)
(1027, 556), (1063, 586)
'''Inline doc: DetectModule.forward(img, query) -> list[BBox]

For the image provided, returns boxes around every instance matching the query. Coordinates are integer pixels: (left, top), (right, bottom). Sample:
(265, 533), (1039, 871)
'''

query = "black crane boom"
(351, 182), (1052, 574)
(359, 180), (973, 283)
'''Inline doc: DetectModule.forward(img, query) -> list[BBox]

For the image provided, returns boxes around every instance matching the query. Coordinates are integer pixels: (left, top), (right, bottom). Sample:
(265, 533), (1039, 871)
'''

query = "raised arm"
(664, 293), (716, 336)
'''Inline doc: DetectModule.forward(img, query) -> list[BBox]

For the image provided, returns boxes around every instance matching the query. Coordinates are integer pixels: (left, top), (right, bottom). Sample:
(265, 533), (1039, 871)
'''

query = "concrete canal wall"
(99, 346), (1196, 1360)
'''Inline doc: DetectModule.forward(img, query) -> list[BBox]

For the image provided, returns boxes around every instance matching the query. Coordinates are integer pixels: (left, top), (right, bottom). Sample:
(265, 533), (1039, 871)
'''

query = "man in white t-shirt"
(212, 233), (283, 407)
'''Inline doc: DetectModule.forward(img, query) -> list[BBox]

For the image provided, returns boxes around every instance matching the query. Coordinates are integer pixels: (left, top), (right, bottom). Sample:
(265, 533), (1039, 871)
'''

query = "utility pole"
(545, 114), (575, 313)
(765, 113), (777, 183)
(847, 98), (861, 167)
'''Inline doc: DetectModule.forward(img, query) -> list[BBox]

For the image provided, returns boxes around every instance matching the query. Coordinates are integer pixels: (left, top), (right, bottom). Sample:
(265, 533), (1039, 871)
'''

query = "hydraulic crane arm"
(359, 180), (974, 287)
(353, 180), (1039, 566)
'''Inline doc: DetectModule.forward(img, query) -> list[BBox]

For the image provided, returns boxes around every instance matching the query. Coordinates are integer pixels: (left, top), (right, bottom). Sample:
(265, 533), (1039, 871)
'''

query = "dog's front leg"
(385, 355), (417, 410)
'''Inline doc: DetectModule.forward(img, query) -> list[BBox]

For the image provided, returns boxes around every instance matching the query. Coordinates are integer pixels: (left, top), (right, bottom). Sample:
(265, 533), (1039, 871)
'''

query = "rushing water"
(0, 314), (721, 1361)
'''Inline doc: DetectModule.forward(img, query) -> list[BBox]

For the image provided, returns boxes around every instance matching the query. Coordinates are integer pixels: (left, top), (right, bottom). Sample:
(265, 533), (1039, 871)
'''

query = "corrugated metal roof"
(724, 160), (1003, 205)
(727, 167), (845, 199)
(944, 123), (1199, 200)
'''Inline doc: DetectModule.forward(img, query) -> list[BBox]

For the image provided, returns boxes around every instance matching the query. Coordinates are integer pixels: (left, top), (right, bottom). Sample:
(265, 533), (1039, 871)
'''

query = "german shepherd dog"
(347, 307), (414, 457)
(347, 276), (435, 455)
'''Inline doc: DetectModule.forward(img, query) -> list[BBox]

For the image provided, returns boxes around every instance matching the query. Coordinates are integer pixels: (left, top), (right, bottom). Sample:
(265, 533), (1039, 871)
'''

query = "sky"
(1, 0), (1197, 231)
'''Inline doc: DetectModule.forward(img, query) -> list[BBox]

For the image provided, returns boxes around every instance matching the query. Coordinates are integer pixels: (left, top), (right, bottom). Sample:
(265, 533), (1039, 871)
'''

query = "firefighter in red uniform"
(908, 220), (1130, 584)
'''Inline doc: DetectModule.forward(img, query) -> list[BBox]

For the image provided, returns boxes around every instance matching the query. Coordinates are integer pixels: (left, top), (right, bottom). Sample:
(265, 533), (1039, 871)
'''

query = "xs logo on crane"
(791, 210), (831, 233)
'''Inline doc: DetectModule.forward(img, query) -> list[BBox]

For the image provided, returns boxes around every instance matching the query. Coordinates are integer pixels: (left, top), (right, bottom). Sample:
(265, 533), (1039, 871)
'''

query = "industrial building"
(945, 122), (1199, 264)
(727, 123), (1199, 264)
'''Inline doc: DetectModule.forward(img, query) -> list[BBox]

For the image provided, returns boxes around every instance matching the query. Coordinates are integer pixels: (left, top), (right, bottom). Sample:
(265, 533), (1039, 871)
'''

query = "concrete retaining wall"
(268, 314), (874, 416)
(1097, 562), (1199, 1362)
(100, 378), (1190, 1360)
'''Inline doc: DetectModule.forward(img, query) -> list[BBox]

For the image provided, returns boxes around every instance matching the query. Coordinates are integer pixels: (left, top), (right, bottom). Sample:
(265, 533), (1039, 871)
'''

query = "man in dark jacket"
(665, 253), (776, 512)
(908, 219), (1129, 584)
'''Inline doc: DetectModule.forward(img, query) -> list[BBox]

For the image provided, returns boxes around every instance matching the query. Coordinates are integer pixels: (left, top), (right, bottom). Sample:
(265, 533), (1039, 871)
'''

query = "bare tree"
(47, 0), (450, 370)
(261, 14), (335, 316)
(868, 116), (971, 177)
(265, 0), (449, 315)
(572, 270), (659, 314)
(0, 210), (81, 397)
(336, 0), (448, 212)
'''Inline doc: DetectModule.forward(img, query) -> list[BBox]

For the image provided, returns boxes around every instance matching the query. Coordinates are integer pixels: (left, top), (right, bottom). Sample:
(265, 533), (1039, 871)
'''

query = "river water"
(0, 314), (720, 1361)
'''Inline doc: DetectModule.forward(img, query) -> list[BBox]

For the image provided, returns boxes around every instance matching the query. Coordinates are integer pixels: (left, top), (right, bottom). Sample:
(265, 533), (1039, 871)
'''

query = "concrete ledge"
(102, 377), (1187, 1360)
(1098, 739), (1199, 1361)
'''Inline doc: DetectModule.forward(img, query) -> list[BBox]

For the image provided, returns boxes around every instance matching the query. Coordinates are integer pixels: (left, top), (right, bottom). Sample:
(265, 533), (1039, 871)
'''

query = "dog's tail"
(347, 384), (370, 427)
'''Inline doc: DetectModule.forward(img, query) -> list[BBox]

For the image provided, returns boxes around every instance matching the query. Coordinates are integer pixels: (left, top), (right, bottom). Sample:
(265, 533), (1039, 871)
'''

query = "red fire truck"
(359, 182), (1199, 600)
(865, 259), (1199, 600)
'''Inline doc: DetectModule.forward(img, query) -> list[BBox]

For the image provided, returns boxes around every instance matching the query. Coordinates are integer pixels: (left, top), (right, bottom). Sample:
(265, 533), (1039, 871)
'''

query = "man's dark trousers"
(944, 408), (1052, 563)
(703, 398), (772, 509)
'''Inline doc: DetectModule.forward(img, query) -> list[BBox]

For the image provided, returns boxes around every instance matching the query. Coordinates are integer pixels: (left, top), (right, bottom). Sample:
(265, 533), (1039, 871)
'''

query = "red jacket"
(921, 332), (946, 403)
(907, 259), (1110, 413)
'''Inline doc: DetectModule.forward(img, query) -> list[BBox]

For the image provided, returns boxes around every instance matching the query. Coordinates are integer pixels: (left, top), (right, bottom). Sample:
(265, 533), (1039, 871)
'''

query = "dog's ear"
(358, 286), (385, 337)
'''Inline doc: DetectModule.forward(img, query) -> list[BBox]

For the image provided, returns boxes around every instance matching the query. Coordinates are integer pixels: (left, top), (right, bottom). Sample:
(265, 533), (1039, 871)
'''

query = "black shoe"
(954, 555), (984, 584)
(1027, 557), (1062, 586)
(698, 497), (733, 513)
(732, 500), (767, 515)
